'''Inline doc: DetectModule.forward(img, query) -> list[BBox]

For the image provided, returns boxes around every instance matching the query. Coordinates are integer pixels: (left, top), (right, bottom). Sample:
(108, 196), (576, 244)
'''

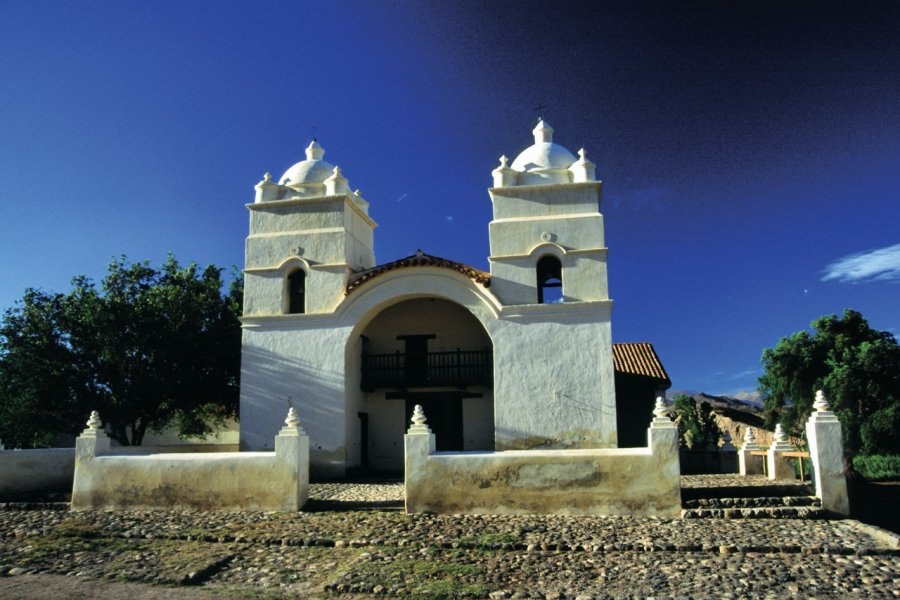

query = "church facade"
(239, 121), (669, 476)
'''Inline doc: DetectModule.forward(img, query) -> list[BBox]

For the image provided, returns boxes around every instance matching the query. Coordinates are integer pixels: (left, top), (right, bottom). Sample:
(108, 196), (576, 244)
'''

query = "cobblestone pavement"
(0, 479), (898, 599)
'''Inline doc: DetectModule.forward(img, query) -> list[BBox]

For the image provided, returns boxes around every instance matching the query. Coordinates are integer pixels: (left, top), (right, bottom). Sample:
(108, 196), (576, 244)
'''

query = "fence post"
(805, 390), (849, 515)
(767, 424), (795, 480)
(404, 405), (436, 514)
(648, 398), (679, 464)
(71, 411), (111, 510)
(738, 427), (764, 476)
(274, 407), (310, 511)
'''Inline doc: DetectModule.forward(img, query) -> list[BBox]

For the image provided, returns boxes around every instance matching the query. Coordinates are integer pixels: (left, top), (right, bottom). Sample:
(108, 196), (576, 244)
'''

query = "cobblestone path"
(0, 478), (897, 598)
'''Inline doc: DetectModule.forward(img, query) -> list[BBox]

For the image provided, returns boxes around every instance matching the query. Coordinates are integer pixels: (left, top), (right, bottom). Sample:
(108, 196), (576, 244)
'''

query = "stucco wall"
(491, 302), (616, 449)
(240, 321), (350, 477)
(71, 425), (308, 511)
(0, 448), (74, 499)
(405, 416), (679, 516)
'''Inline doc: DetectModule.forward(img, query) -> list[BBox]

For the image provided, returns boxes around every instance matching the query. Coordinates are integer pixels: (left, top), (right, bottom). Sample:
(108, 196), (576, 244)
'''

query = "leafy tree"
(0, 256), (242, 447)
(672, 394), (721, 448)
(758, 309), (900, 457)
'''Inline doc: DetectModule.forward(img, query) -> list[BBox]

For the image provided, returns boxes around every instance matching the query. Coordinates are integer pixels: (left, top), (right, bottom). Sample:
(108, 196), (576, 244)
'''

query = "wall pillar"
(738, 427), (764, 476)
(71, 411), (111, 510)
(648, 396), (679, 470)
(767, 424), (794, 480)
(805, 390), (849, 515)
(719, 431), (738, 473)
(404, 405), (436, 514)
(274, 408), (310, 511)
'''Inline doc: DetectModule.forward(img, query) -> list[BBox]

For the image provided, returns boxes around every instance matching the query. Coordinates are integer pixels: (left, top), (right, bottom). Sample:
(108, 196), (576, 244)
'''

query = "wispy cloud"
(729, 368), (759, 381)
(445, 215), (454, 222)
(395, 192), (409, 203)
(822, 243), (900, 284)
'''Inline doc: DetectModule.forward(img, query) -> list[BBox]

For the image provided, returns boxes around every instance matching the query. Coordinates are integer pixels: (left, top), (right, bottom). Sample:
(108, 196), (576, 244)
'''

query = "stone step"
(681, 504), (828, 520)
(681, 483), (814, 502)
(682, 495), (821, 510)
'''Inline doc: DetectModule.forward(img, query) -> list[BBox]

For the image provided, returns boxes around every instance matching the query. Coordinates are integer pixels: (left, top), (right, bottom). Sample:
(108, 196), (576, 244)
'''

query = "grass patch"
(412, 560), (484, 578)
(342, 552), (488, 597)
(49, 518), (105, 539)
(853, 455), (900, 481)
(457, 531), (519, 551)
(411, 578), (491, 599)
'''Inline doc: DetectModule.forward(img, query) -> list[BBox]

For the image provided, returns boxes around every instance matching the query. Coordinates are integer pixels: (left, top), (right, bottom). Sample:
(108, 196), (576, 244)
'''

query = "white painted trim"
(488, 181), (602, 194)
(489, 247), (607, 261)
(498, 299), (612, 320)
(246, 194), (378, 229)
(247, 228), (346, 238)
(489, 213), (603, 224)
(244, 261), (351, 274)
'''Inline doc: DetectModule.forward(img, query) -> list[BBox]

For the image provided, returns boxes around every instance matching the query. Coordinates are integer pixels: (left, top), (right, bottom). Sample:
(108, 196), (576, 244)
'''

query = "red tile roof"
(612, 342), (671, 384)
(346, 252), (491, 295)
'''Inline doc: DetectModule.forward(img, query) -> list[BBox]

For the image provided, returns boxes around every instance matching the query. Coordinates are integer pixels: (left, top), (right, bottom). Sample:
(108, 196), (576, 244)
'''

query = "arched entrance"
(352, 298), (494, 471)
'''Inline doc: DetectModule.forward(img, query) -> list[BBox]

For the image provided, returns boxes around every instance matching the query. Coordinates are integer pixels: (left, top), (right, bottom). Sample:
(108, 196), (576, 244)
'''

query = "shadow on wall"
(492, 388), (618, 449)
(239, 343), (347, 469)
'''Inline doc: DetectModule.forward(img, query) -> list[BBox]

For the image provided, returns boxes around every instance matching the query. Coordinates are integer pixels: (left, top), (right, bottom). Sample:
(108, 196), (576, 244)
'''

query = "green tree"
(0, 256), (242, 447)
(672, 394), (721, 448)
(758, 309), (900, 457)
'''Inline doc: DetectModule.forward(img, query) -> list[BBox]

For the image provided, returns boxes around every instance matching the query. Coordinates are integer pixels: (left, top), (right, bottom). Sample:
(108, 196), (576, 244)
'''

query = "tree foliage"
(672, 394), (721, 448)
(0, 256), (242, 447)
(758, 309), (900, 457)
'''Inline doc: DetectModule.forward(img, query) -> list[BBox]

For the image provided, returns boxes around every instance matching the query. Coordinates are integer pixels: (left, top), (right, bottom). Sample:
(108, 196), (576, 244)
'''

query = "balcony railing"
(361, 349), (492, 391)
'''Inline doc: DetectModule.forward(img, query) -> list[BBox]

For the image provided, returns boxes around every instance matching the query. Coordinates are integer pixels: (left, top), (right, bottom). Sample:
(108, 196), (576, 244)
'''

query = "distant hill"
(667, 390), (773, 447)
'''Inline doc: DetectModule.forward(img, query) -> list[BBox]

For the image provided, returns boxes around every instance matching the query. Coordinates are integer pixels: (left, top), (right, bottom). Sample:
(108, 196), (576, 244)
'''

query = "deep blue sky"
(2, 1), (898, 396)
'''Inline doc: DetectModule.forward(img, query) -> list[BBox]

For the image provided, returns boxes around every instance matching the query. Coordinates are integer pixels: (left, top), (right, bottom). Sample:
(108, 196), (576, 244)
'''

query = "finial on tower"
(305, 139), (325, 161)
(533, 119), (554, 144)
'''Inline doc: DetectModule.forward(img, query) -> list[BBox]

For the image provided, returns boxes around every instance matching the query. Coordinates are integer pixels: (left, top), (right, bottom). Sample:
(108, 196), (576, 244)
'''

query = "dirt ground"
(0, 574), (254, 600)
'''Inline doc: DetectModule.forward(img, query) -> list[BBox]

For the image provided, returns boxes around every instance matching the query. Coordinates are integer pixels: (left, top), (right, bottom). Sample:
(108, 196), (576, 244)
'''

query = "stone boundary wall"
(404, 400), (680, 516)
(71, 410), (309, 511)
(0, 448), (75, 499)
(0, 443), (247, 501)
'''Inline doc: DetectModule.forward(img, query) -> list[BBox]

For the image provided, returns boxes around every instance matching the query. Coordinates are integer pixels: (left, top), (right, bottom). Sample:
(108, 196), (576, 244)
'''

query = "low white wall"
(71, 420), (309, 511)
(0, 448), (75, 499)
(405, 408), (680, 516)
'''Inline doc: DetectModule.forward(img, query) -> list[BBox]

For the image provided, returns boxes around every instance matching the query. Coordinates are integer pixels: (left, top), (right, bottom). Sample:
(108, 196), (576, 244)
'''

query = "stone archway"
(350, 297), (494, 471)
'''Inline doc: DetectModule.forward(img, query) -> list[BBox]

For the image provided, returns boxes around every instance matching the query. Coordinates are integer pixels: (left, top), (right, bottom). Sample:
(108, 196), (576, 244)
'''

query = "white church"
(239, 120), (670, 477)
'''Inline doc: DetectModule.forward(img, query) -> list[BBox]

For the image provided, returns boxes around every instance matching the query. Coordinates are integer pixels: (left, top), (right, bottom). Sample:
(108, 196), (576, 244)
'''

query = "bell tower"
(487, 120), (618, 449)
(487, 120), (608, 306)
(243, 140), (377, 316)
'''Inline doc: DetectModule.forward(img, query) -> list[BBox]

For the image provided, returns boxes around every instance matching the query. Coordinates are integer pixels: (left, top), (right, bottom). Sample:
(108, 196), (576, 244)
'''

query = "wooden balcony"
(361, 349), (492, 391)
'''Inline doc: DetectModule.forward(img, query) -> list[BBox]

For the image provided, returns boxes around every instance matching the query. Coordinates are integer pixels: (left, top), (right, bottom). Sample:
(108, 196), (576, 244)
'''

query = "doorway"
(404, 392), (463, 451)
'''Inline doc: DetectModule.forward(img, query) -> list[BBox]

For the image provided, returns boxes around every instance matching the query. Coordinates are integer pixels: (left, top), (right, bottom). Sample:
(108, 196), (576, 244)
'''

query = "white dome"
(279, 140), (334, 186)
(510, 120), (577, 172)
(510, 142), (577, 171)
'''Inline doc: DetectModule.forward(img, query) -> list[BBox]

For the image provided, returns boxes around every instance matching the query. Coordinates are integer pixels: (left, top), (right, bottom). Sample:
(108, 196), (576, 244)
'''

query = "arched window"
(536, 256), (563, 304)
(287, 269), (306, 314)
